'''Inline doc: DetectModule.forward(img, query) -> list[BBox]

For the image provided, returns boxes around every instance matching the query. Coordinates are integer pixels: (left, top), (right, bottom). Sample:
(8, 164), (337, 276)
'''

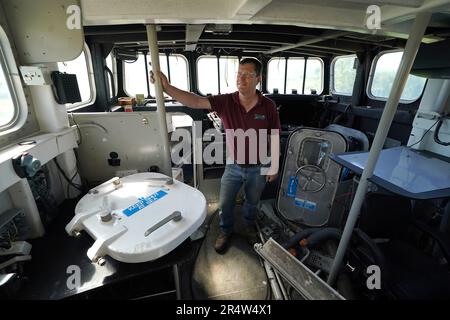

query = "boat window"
(267, 57), (323, 94)
(0, 25), (26, 134)
(0, 51), (15, 127)
(124, 53), (189, 98)
(368, 50), (427, 102)
(331, 54), (357, 96)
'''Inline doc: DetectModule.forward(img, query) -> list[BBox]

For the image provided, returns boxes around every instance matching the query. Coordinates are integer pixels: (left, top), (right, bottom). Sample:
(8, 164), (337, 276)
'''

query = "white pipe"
(254, 221), (283, 299)
(255, 222), (284, 299)
(274, 269), (289, 299)
(146, 24), (172, 177)
(263, 260), (284, 300)
(327, 12), (432, 286)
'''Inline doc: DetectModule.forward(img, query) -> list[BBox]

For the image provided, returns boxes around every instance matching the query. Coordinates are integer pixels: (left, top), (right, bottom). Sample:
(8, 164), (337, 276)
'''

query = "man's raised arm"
(150, 71), (211, 110)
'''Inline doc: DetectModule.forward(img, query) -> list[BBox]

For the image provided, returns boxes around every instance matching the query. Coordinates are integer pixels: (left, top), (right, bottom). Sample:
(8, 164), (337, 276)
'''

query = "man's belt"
(235, 162), (260, 168)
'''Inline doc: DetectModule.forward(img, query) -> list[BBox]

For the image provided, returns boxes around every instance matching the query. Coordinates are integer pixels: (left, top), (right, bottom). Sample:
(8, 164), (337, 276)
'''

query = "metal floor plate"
(191, 206), (269, 300)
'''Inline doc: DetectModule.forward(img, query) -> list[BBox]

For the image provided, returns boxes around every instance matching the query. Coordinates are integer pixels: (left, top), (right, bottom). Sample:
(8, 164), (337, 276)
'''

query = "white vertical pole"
(146, 24), (172, 177)
(327, 12), (432, 285)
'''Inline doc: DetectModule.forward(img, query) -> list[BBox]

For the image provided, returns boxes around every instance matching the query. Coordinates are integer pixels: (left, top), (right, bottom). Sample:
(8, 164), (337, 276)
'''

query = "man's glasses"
(236, 72), (257, 79)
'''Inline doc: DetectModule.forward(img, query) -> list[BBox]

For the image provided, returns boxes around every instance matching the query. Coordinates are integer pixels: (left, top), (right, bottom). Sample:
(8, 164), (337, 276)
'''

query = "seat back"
(325, 124), (369, 151)
(354, 193), (450, 299)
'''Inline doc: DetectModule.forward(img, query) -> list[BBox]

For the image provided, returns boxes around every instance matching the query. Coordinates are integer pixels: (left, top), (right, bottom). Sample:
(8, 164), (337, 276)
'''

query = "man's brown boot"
(214, 231), (232, 254)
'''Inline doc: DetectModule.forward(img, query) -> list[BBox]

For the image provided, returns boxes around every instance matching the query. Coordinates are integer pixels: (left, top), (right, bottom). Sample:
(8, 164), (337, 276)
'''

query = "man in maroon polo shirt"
(151, 58), (280, 254)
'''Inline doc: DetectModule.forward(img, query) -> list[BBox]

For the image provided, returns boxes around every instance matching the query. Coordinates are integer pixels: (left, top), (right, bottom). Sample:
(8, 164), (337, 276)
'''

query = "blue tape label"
(294, 197), (305, 208)
(304, 200), (317, 212)
(122, 190), (168, 217)
(287, 176), (298, 198)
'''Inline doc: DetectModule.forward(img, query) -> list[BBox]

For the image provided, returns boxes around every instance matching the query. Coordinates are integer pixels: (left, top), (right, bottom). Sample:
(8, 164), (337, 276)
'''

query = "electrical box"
(51, 71), (82, 104)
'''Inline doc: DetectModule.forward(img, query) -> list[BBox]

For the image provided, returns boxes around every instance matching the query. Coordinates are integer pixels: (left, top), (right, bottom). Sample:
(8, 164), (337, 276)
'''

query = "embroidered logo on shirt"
(254, 114), (266, 120)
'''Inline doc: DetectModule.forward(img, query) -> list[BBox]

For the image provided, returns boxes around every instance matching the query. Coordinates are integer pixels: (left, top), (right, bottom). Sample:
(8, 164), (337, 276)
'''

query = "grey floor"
(191, 204), (270, 300)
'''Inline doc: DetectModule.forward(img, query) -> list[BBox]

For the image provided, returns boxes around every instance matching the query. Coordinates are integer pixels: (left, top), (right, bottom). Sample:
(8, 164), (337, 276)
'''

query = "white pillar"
(327, 12), (432, 285)
(29, 84), (69, 133)
(146, 24), (172, 177)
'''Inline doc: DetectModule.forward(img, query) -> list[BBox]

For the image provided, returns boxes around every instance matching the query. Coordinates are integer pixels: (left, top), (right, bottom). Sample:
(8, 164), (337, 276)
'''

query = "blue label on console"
(287, 176), (298, 197)
(294, 197), (305, 208)
(122, 190), (168, 217)
(304, 200), (317, 212)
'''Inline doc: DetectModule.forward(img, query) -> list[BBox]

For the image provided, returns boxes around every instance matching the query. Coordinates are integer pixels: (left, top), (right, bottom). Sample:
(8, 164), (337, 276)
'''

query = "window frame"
(330, 54), (357, 96)
(197, 55), (264, 95)
(303, 57), (324, 95)
(122, 52), (146, 98)
(266, 57), (287, 94)
(123, 53), (190, 99)
(65, 43), (97, 111)
(266, 56), (324, 95)
(218, 55), (240, 94)
(152, 53), (190, 98)
(366, 49), (427, 104)
(106, 51), (118, 98)
(196, 55), (230, 96)
(0, 26), (27, 135)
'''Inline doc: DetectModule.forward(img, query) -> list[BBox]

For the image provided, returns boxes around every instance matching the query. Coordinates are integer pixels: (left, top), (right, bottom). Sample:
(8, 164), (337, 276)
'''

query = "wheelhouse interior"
(1, 0), (450, 300)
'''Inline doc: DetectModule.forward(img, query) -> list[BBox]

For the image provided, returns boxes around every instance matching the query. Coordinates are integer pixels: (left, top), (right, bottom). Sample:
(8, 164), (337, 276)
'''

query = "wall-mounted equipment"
(114, 48), (138, 61)
(51, 71), (81, 104)
(12, 153), (41, 178)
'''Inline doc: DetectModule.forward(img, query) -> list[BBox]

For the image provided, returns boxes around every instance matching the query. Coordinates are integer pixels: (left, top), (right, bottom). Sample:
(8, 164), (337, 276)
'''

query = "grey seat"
(325, 124), (369, 151)
(353, 193), (450, 299)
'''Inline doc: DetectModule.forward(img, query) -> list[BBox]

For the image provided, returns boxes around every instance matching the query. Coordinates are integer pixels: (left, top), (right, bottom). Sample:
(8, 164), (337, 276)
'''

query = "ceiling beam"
(306, 44), (356, 53)
(232, 0), (273, 19)
(308, 38), (372, 52)
(199, 36), (295, 47)
(265, 31), (349, 54)
(342, 0), (424, 8)
(381, 0), (450, 26)
(342, 36), (404, 48)
(185, 24), (205, 51)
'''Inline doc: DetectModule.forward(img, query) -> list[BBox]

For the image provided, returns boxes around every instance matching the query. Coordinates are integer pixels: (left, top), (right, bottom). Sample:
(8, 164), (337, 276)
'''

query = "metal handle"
(147, 177), (174, 188)
(146, 177), (174, 185)
(144, 211), (182, 237)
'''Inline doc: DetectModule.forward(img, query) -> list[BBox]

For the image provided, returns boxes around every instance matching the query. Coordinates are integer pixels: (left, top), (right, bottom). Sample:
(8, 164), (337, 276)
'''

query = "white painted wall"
(72, 112), (174, 186)
(408, 79), (450, 157)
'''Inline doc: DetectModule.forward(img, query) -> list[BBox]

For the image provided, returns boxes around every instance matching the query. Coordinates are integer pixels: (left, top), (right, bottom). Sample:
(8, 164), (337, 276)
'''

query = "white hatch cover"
(65, 172), (207, 263)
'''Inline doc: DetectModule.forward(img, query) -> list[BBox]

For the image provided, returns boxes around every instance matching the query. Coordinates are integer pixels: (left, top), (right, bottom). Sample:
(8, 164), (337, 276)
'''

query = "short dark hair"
(239, 57), (262, 76)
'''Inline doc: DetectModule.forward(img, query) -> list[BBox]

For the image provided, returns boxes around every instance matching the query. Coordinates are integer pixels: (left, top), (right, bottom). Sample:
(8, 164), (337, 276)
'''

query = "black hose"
(353, 228), (389, 284)
(282, 228), (321, 249)
(433, 116), (450, 146)
(304, 228), (342, 249)
(53, 158), (83, 192)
